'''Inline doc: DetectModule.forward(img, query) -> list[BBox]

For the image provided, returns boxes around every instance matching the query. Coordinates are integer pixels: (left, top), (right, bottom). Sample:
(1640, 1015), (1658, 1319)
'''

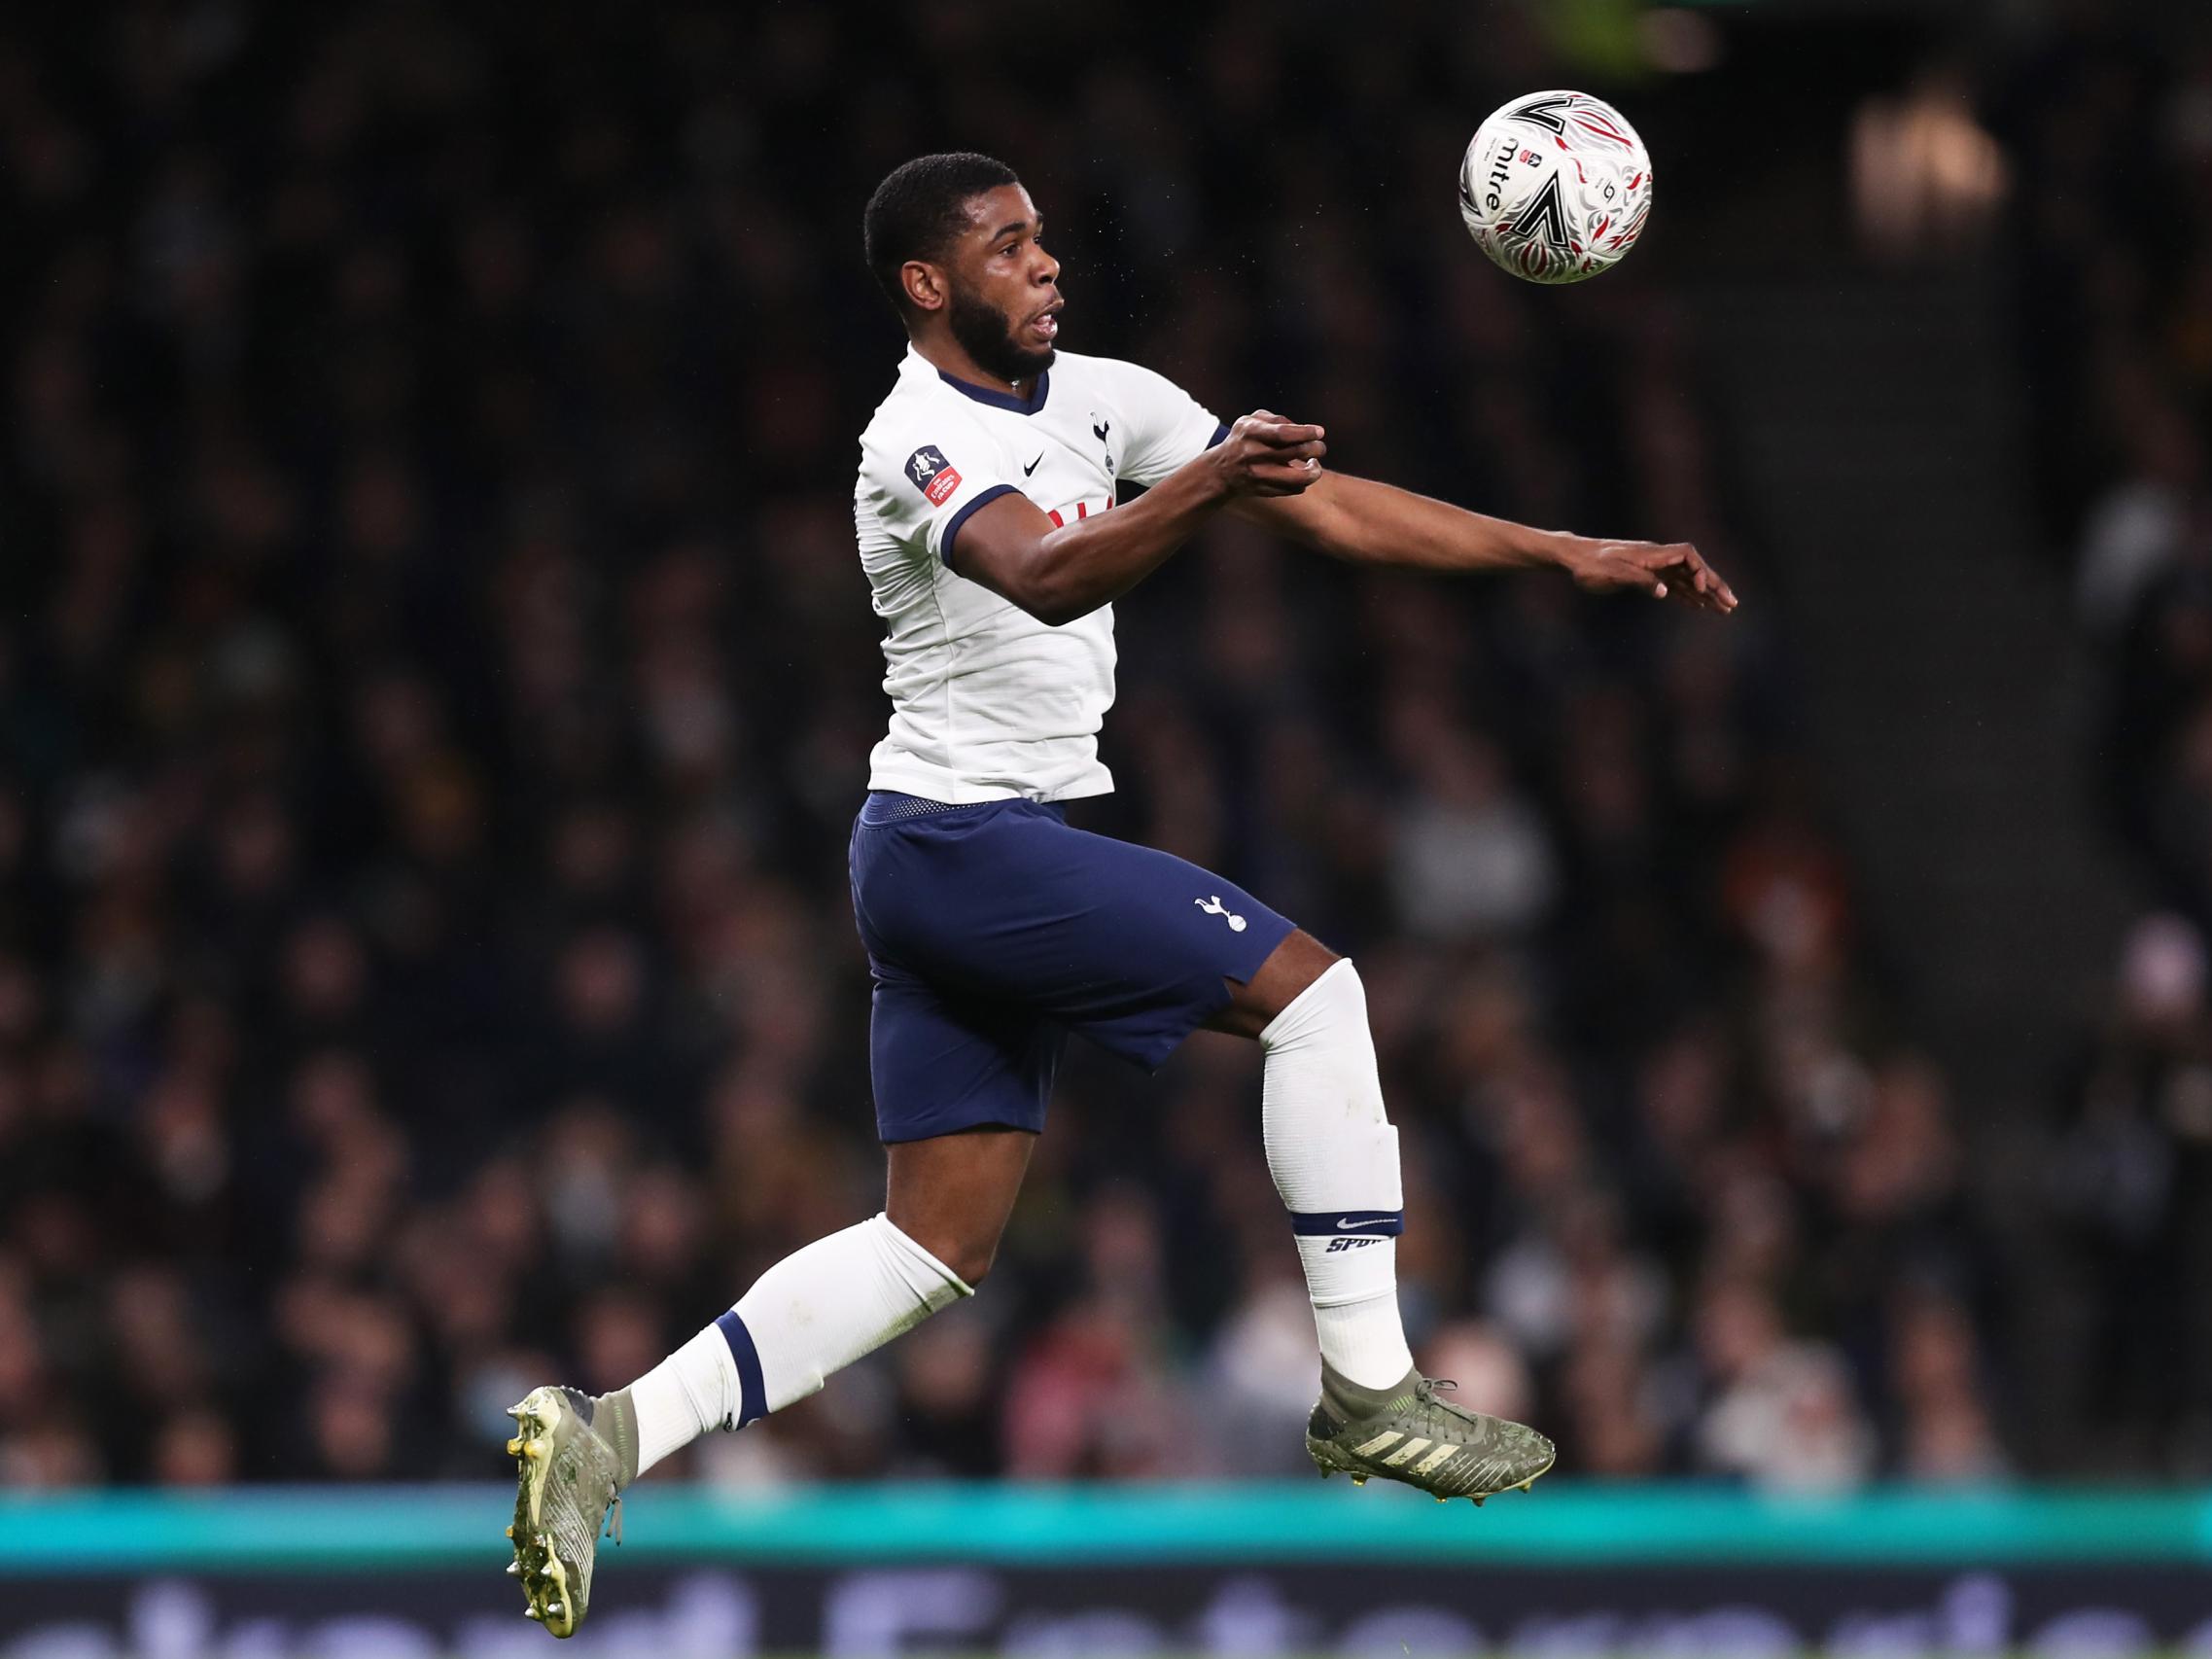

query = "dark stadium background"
(3, 0), (2211, 1652)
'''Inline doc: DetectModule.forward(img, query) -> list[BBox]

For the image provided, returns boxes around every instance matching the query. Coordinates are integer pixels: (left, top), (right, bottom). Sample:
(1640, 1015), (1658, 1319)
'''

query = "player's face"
(943, 184), (1061, 384)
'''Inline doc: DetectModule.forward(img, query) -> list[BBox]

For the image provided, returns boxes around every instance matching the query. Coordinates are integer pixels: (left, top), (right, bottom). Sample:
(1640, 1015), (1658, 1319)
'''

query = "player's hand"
(1211, 409), (1326, 498)
(1568, 537), (1738, 614)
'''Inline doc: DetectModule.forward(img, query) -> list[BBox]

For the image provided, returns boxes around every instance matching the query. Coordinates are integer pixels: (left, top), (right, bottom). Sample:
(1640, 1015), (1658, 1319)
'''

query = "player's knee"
(950, 1240), (1000, 1288)
(893, 1217), (1001, 1289)
(937, 1224), (1004, 1288)
(1258, 954), (1368, 1050)
(1215, 930), (1343, 1041)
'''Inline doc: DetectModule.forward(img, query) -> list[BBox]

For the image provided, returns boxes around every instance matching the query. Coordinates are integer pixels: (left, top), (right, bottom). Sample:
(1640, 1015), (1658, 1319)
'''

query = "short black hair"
(862, 152), (1021, 316)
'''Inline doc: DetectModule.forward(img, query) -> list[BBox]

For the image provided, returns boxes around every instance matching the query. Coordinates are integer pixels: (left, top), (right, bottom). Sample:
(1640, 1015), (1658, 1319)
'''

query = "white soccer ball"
(1457, 90), (1654, 284)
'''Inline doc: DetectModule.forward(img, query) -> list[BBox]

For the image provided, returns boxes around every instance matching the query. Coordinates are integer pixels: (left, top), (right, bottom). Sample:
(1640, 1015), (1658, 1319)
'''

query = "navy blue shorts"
(849, 793), (1298, 1143)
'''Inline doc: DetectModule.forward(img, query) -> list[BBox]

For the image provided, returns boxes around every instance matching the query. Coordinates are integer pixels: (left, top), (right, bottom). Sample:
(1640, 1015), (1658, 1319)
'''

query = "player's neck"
(910, 333), (1034, 402)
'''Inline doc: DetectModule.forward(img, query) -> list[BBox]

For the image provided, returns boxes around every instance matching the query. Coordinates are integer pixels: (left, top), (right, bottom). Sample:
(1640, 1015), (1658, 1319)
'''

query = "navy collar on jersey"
(936, 366), (1051, 415)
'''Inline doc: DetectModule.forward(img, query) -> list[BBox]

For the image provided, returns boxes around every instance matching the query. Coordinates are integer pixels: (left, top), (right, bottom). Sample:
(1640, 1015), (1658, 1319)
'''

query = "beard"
(947, 282), (1054, 385)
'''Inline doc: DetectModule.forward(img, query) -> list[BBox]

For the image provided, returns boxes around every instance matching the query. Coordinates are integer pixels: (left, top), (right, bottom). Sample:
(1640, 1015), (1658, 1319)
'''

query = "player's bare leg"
(501, 1126), (1026, 1636)
(885, 1124), (1036, 1288)
(1205, 925), (1342, 1041)
(1209, 931), (1558, 1502)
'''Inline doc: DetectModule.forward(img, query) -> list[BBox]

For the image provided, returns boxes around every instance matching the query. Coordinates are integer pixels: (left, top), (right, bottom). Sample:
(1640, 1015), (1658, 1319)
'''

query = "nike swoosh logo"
(1337, 1217), (1371, 1231)
(1023, 454), (1042, 476)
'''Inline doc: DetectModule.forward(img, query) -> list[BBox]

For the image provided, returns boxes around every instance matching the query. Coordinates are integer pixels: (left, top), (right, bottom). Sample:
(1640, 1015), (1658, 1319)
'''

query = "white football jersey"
(854, 344), (1223, 802)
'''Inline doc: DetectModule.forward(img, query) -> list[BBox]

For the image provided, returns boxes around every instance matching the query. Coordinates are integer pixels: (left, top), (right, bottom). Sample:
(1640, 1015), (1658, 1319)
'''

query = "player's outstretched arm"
(953, 412), (1325, 625)
(1232, 470), (1738, 614)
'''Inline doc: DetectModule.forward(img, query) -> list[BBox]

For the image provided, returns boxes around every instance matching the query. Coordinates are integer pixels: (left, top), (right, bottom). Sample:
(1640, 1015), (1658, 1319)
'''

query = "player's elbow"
(1009, 569), (1098, 627)
(993, 579), (1075, 626)
(1028, 596), (1098, 627)
(965, 542), (1093, 626)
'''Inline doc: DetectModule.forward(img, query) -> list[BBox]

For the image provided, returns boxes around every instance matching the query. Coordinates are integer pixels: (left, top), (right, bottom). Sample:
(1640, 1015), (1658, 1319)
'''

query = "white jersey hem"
(863, 762), (1115, 806)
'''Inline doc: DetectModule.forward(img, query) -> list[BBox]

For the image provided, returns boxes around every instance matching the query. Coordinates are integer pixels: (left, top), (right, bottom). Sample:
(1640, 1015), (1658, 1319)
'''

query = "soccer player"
(503, 152), (1736, 1635)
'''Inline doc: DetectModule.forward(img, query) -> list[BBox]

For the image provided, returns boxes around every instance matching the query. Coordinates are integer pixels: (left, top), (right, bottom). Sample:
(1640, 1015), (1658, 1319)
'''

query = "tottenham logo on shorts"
(904, 444), (963, 507)
(1195, 896), (1248, 933)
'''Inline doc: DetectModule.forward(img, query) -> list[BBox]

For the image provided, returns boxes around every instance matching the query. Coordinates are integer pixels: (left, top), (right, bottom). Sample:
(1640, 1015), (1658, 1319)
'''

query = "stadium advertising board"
(10, 1562), (2212, 1656)
(5, 1484), (2208, 1656)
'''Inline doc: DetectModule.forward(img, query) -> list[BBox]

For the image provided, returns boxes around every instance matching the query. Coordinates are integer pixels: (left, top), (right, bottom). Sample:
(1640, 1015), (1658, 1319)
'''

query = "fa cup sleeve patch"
(904, 444), (963, 506)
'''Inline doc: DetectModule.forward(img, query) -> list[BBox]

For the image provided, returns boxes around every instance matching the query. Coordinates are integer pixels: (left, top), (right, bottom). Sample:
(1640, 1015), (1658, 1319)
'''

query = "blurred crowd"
(0, 1), (2030, 1494)
(1998, 9), (2212, 1467)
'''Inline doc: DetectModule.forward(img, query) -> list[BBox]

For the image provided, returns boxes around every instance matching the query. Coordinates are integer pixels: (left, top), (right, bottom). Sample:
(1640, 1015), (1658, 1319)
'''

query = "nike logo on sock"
(1290, 1210), (1405, 1237)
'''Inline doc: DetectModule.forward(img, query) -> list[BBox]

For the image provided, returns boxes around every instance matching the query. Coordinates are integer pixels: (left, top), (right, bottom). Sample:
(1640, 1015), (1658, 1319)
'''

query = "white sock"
(625, 1213), (970, 1477)
(1260, 958), (1417, 1390)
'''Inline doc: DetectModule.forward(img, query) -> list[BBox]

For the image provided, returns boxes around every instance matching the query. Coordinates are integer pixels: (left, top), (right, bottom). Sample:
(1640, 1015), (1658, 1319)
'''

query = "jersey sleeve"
(1100, 359), (1227, 488)
(860, 407), (1026, 571)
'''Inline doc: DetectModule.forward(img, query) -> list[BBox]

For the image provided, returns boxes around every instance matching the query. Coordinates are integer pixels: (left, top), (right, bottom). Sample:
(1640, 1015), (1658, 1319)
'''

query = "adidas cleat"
(505, 1385), (636, 1638)
(1306, 1363), (1556, 1502)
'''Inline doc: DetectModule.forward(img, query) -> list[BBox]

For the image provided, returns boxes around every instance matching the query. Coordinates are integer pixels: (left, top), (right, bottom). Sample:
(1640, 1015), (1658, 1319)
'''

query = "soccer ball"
(1458, 90), (1653, 284)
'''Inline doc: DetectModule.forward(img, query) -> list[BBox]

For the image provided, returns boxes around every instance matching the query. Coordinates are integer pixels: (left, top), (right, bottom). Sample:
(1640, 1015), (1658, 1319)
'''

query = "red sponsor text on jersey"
(1044, 496), (1113, 528)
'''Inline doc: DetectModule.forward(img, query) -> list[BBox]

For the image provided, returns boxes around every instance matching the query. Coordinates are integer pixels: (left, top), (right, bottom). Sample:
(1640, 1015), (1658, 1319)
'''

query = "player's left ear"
(901, 259), (948, 315)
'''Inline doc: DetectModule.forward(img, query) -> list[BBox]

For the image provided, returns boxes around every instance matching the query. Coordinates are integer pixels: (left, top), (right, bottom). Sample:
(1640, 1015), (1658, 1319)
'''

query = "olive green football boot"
(1305, 1362), (1557, 1502)
(504, 1385), (637, 1637)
